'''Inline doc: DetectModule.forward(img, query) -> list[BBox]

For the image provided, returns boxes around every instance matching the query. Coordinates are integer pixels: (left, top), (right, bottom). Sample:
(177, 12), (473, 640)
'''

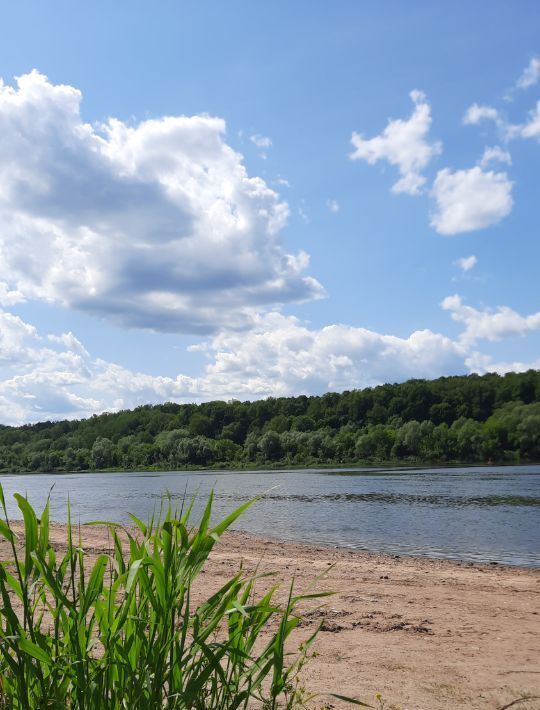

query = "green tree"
(257, 431), (283, 461)
(90, 437), (116, 469)
(518, 414), (540, 459)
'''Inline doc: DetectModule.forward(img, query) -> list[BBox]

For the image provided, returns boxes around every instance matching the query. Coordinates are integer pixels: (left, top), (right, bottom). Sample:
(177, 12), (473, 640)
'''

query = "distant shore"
(3, 522), (539, 709)
(1, 459), (537, 476)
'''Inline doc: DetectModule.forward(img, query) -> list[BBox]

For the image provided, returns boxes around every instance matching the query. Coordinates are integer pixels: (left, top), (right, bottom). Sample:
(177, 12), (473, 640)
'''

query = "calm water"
(0, 465), (538, 567)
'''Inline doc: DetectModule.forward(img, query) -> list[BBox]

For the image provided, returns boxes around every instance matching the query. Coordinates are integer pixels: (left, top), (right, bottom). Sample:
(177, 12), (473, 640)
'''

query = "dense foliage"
(0, 370), (539, 472)
(0, 488), (334, 708)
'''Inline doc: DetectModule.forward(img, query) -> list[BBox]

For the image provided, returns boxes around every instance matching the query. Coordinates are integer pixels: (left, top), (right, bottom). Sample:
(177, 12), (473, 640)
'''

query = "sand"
(2, 523), (539, 709)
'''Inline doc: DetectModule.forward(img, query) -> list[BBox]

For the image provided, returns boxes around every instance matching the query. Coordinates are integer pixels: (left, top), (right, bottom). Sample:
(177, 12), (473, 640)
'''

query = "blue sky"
(0, 1), (539, 423)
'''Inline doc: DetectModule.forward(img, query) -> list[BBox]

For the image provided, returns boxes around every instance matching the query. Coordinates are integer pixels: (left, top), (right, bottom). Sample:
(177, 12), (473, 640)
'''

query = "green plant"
(0, 487), (333, 709)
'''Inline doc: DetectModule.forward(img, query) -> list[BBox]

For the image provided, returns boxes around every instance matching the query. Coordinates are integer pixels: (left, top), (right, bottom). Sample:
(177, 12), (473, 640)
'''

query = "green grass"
(0, 487), (345, 709)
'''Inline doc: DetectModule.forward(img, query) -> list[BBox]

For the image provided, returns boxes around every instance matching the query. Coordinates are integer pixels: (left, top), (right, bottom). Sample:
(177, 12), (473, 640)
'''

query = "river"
(0, 464), (538, 566)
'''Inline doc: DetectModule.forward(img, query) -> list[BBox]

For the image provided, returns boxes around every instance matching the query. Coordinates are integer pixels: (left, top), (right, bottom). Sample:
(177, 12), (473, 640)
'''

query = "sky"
(0, 1), (539, 425)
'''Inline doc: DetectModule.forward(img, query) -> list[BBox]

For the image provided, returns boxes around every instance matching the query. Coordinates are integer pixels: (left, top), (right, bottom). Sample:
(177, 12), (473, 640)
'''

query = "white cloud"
(462, 104), (521, 142)
(464, 97), (540, 143)
(1, 295), (539, 424)
(250, 134), (272, 149)
(47, 332), (89, 356)
(463, 103), (501, 126)
(0, 71), (323, 334)
(455, 255), (477, 272)
(350, 90), (442, 196)
(0, 308), (201, 425)
(0, 307), (466, 424)
(479, 145), (512, 168)
(430, 166), (513, 235)
(326, 199), (340, 213)
(521, 101), (540, 140)
(517, 56), (540, 90)
(466, 352), (540, 376)
(192, 311), (467, 399)
(442, 295), (540, 345)
(0, 282), (25, 307)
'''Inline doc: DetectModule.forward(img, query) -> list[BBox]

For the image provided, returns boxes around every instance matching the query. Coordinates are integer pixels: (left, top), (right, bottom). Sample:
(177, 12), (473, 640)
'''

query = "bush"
(0, 488), (333, 709)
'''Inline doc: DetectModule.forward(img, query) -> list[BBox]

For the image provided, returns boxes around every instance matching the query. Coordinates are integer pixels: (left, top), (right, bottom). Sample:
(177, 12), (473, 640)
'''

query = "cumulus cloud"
(191, 311), (467, 398)
(455, 255), (477, 272)
(2, 296), (539, 424)
(0, 282), (25, 307)
(430, 167), (513, 235)
(350, 90), (442, 196)
(0, 302), (473, 424)
(466, 352), (540, 376)
(0, 309), (202, 425)
(0, 307), (468, 424)
(442, 295), (540, 345)
(517, 56), (540, 90)
(350, 91), (516, 236)
(0, 71), (323, 334)
(479, 146), (511, 168)
(464, 95), (540, 143)
(462, 104), (521, 141)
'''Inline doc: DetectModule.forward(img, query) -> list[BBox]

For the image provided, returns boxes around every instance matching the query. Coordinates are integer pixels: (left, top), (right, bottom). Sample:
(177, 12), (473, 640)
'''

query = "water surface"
(0, 465), (538, 567)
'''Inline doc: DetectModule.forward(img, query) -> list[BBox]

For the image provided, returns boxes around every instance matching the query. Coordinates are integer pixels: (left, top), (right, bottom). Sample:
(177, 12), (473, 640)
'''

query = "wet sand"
(2, 523), (540, 709)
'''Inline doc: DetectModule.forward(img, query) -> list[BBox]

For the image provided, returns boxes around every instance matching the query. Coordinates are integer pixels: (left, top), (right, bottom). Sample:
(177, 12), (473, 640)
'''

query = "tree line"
(0, 370), (539, 472)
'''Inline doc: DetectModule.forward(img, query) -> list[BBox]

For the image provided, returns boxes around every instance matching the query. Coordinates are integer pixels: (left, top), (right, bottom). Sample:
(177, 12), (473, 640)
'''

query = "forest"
(0, 370), (539, 473)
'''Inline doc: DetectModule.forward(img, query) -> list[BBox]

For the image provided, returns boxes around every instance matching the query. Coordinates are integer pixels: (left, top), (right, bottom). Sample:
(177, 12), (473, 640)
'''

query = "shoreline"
(5, 519), (540, 571)
(1, 460), (538, 476)
(3, 523), (539, 709)
(3, 513), (539, 570)
(228, 527), (540, 571)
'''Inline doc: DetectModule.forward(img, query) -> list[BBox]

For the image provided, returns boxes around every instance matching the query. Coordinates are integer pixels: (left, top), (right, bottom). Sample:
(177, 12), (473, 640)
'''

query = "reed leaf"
(0, 487), (365, 709)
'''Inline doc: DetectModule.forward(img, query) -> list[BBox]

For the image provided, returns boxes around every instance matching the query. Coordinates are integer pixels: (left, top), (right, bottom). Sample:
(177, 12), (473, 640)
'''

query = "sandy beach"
(2, 523), (539, 709)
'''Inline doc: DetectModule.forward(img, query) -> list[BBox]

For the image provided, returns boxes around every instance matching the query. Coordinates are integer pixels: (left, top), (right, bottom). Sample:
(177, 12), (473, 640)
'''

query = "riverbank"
(201, 532), (540, 709)
(3, 523), (538, 709)
(0, 459), (532, 475)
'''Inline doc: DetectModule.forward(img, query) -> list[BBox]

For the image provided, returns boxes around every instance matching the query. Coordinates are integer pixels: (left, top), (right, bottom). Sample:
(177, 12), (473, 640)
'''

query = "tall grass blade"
(0, 489), (365, 709)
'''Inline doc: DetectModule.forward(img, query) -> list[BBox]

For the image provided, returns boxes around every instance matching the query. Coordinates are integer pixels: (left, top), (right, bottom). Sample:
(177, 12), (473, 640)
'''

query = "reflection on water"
(209, 491), (540, 507)
(0, 465), (538, 567)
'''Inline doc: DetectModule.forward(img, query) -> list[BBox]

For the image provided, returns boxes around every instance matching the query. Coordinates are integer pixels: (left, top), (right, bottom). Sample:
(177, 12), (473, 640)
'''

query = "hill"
(0, 370), (539, 472)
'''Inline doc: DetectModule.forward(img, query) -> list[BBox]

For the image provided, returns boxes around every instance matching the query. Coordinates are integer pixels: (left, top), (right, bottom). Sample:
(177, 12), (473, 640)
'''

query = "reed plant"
(0, 487), (336, 709)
